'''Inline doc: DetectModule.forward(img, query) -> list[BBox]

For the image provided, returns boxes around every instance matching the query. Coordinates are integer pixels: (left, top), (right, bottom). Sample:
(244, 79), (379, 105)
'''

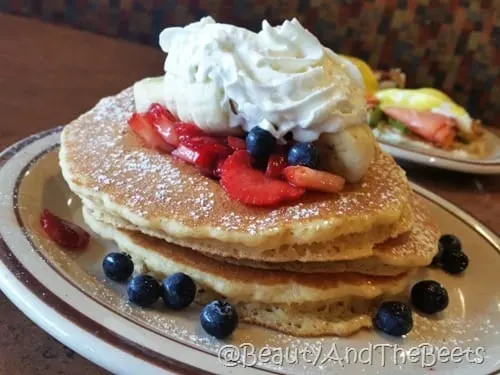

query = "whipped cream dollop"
(157, 17), (366, 142)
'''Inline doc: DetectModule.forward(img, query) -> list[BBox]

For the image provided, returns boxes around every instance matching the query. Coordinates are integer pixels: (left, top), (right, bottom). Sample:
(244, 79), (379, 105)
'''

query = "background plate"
(379, 129), (500, 175)
(0, 128), (500, 374)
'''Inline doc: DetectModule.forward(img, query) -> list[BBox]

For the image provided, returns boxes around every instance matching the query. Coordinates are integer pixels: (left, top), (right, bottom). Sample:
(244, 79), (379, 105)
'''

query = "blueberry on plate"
(442, 250), (469, 274)
(374, 301), (413, 337)
(439, 234), (461, 253)
(102, 252), (134, 282)
(127, 275), (161, 307)
(162, 272), (196, 310)
(200, 300), (238, 339)
(246, 127), (276, 163)
(287, 143), (319, 169)
(411, 280), (449, 314)
(432, 234), (462, 267)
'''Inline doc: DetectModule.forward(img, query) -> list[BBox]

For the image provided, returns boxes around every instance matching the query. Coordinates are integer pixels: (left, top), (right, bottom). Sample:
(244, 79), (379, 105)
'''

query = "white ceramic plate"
(1, 128), (500, 375)
(378, 129), (500, 175)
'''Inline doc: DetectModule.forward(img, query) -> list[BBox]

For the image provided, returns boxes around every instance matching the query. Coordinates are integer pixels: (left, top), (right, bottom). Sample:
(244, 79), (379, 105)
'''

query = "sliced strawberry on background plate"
(40, 209), (90, 250)
(283, 166), (345, 193)
(265, 153), (287, 179)
(220, 150), (305, 206)
(128, 113), (173, 152)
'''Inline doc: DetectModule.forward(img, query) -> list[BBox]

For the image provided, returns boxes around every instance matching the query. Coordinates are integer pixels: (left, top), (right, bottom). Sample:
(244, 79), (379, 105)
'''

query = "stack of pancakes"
(60, 88), (439, 336)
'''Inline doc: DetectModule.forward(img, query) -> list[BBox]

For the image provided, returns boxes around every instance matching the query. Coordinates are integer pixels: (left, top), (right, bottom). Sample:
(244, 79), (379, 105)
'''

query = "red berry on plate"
(220, 150), (305, 206)
(40, 209), (90, 250)
(227, 136), (246, 151)
(265, 153), (287, 178)
(283, 166), (345, 193)
(128, 113), (173, 152)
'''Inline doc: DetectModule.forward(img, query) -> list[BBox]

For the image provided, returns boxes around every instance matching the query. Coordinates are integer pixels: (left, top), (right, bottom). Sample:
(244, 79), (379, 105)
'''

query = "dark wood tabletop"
(0, 13), (499, 375)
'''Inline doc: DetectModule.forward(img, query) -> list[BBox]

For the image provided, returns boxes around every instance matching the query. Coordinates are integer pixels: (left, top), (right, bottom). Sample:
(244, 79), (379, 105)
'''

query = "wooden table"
(0, 13), (499, 374)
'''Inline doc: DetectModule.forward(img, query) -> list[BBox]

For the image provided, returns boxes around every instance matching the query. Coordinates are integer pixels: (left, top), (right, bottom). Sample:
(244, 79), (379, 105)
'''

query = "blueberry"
(161, 273), (196, 310)
(200, 300), (238, 339)
(246, 127), (276, 163)
(127, 275), (161, 307)
(411, 280), (449, 314)
(442, 250), (469, 274)
(439, 234), (461, 253)
(102, 252), (134, 282)
(374, 301), (413, 337)
(432, 235), (462, 266)
(287, 143), (319, 168)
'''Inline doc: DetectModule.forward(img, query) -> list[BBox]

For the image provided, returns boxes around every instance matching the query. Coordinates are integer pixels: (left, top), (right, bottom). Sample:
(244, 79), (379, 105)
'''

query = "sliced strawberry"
(227, 136), (246, 151)
(175, 122), (206, 141)
(265, 153), (287, 178)
(283, 166), (345, 193)
(145, 103), (179, 147)
(128, 113), (172, 152)
(220, 150), (305, 206)
(213, 157), (228, 179)
(40, 209), (90, 250)
(182, 137), (232, 160)
(172, 136), (232, 176)
(172, 144), (204, 168)
(150, 112), (179, 147)
(148, 103), (177, 122)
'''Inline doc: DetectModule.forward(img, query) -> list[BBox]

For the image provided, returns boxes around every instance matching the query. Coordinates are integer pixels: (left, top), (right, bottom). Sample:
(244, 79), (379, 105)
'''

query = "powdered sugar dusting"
(62, 87), (411, 246)
(376, 196), (439, 264)
(34, 233), (500, 374)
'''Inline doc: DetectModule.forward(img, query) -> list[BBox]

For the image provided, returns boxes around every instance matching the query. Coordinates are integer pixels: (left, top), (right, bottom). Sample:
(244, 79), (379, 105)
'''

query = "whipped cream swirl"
(159, 17), (366, 142)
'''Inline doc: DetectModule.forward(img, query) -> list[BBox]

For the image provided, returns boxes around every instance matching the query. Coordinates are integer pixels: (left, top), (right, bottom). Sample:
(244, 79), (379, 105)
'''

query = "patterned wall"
(2, 0), (499, 125)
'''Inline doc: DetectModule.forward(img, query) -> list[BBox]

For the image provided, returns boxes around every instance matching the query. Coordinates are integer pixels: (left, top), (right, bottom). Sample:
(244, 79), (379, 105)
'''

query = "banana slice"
(134, 75), (230, 133)
(133, 76), (166, 113)
(317, 124), (375, 183)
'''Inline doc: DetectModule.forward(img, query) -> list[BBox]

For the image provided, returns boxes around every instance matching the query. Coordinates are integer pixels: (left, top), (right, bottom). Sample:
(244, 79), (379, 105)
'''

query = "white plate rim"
(378, 129), (500, 175)
(0, 127), (499, 375)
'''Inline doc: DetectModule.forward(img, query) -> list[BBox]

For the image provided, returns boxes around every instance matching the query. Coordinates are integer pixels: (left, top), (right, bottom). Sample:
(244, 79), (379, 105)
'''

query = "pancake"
(83, 206), (412, 305)
(60, 88), (412, 250)
(82, 196), (412, 264)
(86, 203), (408, 275)
(83, 206), (415, 336)
(222, 196), (438, 270)
(82, 194), (436, 268)
(196, 289), (379, 337)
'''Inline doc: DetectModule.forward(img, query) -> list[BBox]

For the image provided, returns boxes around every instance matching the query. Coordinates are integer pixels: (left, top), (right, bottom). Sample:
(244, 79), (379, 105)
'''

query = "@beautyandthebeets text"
(218, 342), (485, 368)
